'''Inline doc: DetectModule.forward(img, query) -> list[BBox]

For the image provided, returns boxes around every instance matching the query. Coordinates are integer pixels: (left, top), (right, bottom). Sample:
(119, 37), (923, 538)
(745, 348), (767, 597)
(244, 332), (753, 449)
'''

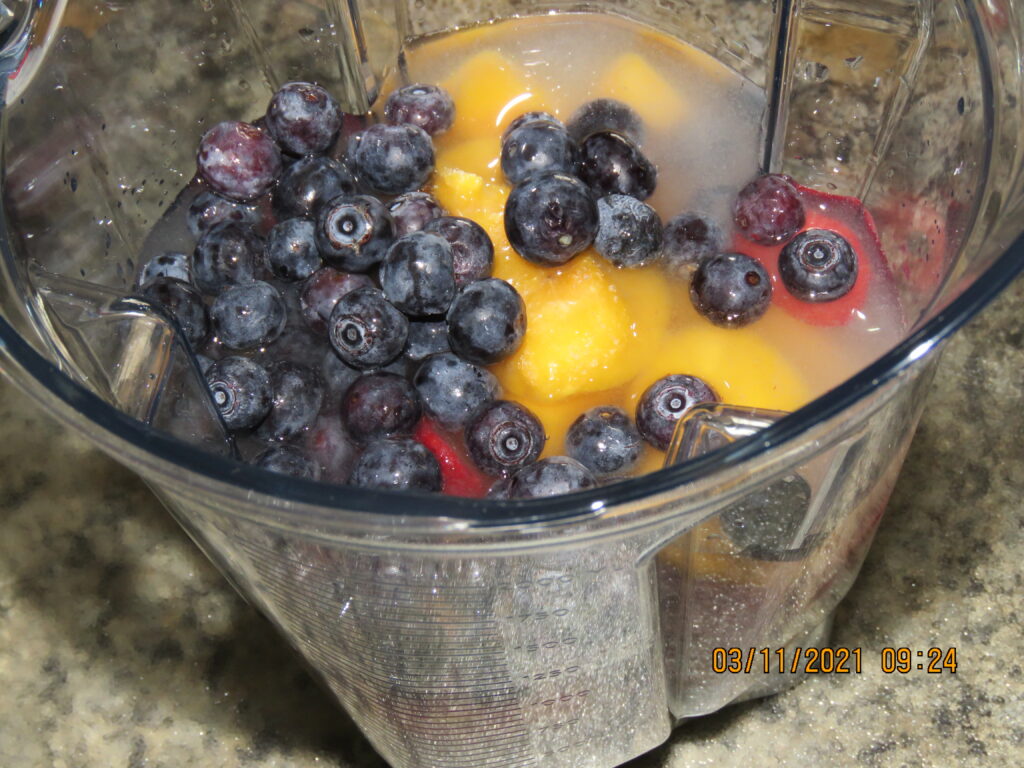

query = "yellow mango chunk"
(626, 308), (811, 414)
(496, 256), (635, 401)
(441, 50), (557, 142)
(597, 53), (685, 131)
(435, 137), (502, 183)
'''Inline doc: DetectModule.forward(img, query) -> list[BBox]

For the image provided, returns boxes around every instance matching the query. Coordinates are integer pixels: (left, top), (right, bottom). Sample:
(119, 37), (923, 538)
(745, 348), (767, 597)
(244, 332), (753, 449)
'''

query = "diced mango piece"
(626, 308), (811, 414)
(441, 50), (557, 142)
(496, 256), (635, 401)
(435, 137), (502, 183)
(597, 53), (685, 131)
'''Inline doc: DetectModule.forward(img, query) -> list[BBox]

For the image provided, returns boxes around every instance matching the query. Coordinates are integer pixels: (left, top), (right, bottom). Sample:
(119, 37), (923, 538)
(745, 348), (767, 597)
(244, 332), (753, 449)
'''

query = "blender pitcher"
(1, 1), (1023, 767)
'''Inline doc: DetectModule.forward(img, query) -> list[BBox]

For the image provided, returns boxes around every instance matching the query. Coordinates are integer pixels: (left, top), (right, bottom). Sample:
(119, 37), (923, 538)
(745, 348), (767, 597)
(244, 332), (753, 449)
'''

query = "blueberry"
(299, 267), (375, 335)
(188, 189), (261, 238)
(486, 476), (513, 500)
(719, 474), (815, 559)
(205, 356), (273, 431)
(636, 374), (717, 451)
(197, 121), (282, 202)
(508, 456), (597, 499)
(384, 84), (455, 136)
(328, 287), (408, 369)
(504, 172), (598, 266)
(350, 123), (434, 196)
(404, 320), (450, 362)
(316, 194), (395, 272)
(210, 280), (287, 350)
(778, 228), (858, 301)
(594, 194), (663, 268)
(424, 216), (494, 286)
(273, 156), (358, 219)
(387, 191), (445, 237)
(500, 121), (579, 185)
(446, 279), (525, 364)
(137, 251), (191, 288)
(254, 444), (321, 481)
(193, 222), (265, 294)
(350, 438), (441, 492)
(565, 406), (642, 476)
(577, 132), (657, 201)
(690, 252), (772, 328)
(304, 414), (360, 484)
(380, 232), (456, 317)
(256, 362), (324, 442)
(465, 400), (545, 476)
(733, 174), (805, 245)
(567, 99), (644, 144)
(319, 346), (362, 403)
(341, 372), (422, 442)
(141, 277), (209, 346)
(265, 81), (342, 156)
(503, 111), (563, 141)
(414, 353), (500, 430)
(661, 212), (723, 278)
(265, 218), (321, 281)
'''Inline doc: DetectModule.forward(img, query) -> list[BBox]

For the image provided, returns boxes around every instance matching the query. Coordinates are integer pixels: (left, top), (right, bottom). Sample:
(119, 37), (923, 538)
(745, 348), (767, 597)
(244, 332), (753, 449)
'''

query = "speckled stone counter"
(1, 271), (1021, 767)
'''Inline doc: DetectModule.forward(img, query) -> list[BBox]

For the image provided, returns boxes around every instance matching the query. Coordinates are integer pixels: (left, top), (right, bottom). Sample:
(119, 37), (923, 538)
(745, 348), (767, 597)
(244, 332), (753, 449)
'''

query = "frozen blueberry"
(188, 189), (261, 238)
(577, 131), (656, 201)
(205, 356), (273, 431)
(424, 216), (494, 286)
(636, 374), (717, 451)
(414, 353), (500, 430)
(446, 279), (525, 364)
(384, 84), (455, 136)
(387, 191), (445, 237)
(319, 346), (362, 403)
(265, 81), (343, 156)
(565, 406), (642, 477)
(661, 212), (723, 278)
(690, 252), (772, 328)
(304, 414), (360, 484)
(254, 445), (321, 481)
(341, 372), (422, 442)
(210, 280), (287, 350)
(137, 251), (192, 288)
(256, 361), (324, 442)
(141, 277), (209, 346)
(266, 218), (321, 281)
(273, 155), (358, 219)
(403, 321), (449, 363)
(195, 354), (215, 376)
(594, 194), (663, 268)
(380, 232), (456, 317)
(316, 194), (395, 272)
(778, 228), (858, 301)
(193, 222), (265, 294)
(503, 111), (563, 141)
(504, 172), (598, 266)
(501, 120), (579, 185)
(567, 98), (644, 144)
(328, 287), (408, 369)
(465, 400), (545, 476)
(486, 476), (514, 500)
(508, 456), (597, 499)
(719, 474), (815, 560)
(299, 267), (375, 335)
(733, 174), (805, 245)
(350, 438), (441, 492)
(350, 123), (434, 196)
(197, 121), (282, 202)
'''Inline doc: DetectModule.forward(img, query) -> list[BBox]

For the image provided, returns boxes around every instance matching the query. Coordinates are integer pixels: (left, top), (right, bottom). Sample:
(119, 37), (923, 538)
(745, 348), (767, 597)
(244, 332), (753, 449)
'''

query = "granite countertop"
(0, 271), (1020, 767)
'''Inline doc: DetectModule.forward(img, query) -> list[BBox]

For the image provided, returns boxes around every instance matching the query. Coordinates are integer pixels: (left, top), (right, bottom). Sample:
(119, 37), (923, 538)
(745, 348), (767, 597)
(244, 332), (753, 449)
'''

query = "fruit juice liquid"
(389, 13), (906, 474)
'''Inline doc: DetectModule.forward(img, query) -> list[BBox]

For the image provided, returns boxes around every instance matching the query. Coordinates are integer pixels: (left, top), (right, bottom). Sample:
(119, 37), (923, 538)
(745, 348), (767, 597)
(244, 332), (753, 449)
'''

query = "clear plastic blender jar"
(1, 1), (1023, 767)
